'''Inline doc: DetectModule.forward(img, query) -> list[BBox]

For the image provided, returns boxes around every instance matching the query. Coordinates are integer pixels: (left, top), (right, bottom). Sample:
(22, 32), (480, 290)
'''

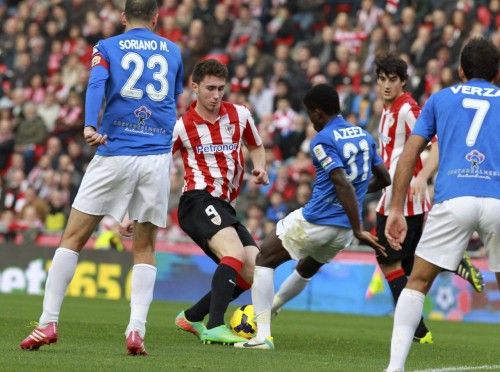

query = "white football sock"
(126, 264), (157, 338)
(387, 288), (425, 371)
(272, 269), (310, 312)
(252, 266), (274, 341)
(39, 248), (79, 326)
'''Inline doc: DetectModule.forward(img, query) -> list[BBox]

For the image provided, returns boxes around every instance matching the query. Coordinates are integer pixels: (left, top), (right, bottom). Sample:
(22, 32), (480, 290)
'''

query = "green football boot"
(200, 325), (247, 345)
(456, 253), (484, 293)
(413, 331), (433, 344)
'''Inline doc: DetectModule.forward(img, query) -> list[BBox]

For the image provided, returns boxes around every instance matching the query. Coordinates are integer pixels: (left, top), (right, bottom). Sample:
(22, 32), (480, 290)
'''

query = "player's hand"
(84, 126), (108, 147)
(384, 211), (406, 250)
(354, 230), (387, 257)
(251, 168), (269, 185)
(118, 219), (134, 237)
(409, 175), (426, 202)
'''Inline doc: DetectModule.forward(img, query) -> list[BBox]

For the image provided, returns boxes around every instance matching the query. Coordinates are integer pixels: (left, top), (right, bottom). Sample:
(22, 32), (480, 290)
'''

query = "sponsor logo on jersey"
(196, 143), (238, 154)
(465, 149), (485, 172)
(313, 144), (327, 160)
(134, 105), (152, 125)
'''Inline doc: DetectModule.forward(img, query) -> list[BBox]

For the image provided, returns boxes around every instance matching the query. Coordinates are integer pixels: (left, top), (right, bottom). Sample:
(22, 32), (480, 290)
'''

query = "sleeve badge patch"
(313, 144), (327, 160)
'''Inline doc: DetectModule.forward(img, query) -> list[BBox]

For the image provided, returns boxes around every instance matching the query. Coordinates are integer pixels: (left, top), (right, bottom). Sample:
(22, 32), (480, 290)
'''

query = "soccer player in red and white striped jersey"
(375, 52), (483, 345)
(173, 59), (268, 345)
(172, 93), (261, 204)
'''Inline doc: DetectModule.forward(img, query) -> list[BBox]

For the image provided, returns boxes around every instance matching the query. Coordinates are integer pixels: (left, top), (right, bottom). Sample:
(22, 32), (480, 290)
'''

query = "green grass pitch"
(1, 293), (499, 371)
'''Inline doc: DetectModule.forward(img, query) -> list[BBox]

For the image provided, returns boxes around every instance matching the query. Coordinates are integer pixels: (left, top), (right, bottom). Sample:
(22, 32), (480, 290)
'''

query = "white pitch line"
(413, 365), (500, 372)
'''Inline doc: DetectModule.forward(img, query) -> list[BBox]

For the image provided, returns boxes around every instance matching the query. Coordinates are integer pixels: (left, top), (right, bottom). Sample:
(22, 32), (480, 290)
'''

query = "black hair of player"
(192, 59), (229, 83)
(375, 52), (409, 83)
(460, 37), (499, 82)
(125, 0), (158, 22)
(302, 84), (340, 116)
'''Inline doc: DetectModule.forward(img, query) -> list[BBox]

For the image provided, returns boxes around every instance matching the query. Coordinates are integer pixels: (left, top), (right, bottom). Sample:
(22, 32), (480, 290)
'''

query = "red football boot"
(20, 322), (58, 350)
(126, 330), (148, 356)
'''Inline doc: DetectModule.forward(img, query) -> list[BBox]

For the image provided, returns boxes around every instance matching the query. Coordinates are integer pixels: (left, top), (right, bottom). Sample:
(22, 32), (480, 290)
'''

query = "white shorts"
(416, 196), (500, 272)
(73, 153), (172, 228)
(276, 208), (353, 264)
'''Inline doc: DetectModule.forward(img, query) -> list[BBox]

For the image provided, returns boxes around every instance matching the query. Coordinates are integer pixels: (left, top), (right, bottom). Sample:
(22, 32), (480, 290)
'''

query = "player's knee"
(255, 250), (271, 267)
(296, 257), (323, 278)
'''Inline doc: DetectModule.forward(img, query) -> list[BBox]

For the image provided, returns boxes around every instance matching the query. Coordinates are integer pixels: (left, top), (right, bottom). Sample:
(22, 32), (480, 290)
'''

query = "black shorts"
(376, 213), (425, 275)
(177, 190), (257, 263)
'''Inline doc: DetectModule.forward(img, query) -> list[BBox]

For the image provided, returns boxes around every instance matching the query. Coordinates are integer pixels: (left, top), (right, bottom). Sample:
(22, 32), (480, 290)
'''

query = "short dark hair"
(192, 59), (228, 83)
(125, 0), (158, 22)
(303, 84), (340, 115)
(375, 52), (408, 82)
(460, 37), (499, 81)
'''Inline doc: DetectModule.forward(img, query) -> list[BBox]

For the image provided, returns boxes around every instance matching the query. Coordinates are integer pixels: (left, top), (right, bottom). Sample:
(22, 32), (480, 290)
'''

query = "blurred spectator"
(37, 92), (61, 133)
(248, 75), (274, 119)
(45, 188), (68, 233)
(266, 191), (288, 223)
(94, 216), (124, 251)
(0, 118), (15, 173)
(227, 4), (262, 60)
(15, 102), (48, 172)
(206, 3), (233, 53)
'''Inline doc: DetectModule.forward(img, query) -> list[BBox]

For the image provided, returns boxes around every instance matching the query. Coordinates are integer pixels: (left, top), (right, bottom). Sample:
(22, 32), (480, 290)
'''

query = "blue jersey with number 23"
(85, 28), (184, 156)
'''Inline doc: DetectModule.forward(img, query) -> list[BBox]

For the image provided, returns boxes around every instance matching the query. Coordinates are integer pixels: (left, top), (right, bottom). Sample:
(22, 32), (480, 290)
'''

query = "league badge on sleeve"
(313, 144), (327, 161)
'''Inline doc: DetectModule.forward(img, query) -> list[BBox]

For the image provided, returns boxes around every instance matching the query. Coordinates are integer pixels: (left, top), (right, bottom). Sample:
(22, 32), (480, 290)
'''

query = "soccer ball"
(229, 304), (257, 339)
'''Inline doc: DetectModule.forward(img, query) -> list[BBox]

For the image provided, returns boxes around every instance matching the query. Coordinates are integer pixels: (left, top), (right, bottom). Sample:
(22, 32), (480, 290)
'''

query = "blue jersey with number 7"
(85, 27), (184, 156)
(302, 115), (383, 228)
(412, 80), (500, 203)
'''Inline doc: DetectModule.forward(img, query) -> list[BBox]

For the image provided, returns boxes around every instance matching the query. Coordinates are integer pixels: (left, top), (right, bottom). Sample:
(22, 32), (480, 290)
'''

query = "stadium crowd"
(0, 0), (498, 255)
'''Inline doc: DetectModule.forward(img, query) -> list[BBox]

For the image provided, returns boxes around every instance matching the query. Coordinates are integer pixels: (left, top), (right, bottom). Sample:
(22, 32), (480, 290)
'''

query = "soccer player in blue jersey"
(385, 37), (500, 371)
(235, 84), (391, 350)
(20, 0), (184, 356)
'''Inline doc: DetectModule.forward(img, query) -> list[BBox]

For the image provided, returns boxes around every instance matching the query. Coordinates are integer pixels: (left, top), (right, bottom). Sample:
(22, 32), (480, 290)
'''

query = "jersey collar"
(188, 101), (228, 125)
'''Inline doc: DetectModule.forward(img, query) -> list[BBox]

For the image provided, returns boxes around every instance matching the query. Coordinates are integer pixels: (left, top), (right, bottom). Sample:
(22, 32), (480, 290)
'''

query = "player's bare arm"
(83, 126), (108, 147)
(367, 163), (391, 193)
(385, 134), (428, 249)
(410, 142), (438, 202)
(247, 144), (269, 185)
(331, 168), (387, 257)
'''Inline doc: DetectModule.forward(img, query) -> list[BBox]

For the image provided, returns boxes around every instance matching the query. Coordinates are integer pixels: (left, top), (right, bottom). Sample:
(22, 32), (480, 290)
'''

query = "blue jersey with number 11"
(412, 79), (500, 203)
(85, 28), (184, 156)
(302, 116), (383, 228)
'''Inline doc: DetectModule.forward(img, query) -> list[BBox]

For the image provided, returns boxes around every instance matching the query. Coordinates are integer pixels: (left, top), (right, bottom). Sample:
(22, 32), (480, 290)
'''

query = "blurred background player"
(235, 84), (390, 350)
(20, 0), (184, 356)
(385, 37), (500, 371)
(172, 59), (268, 345)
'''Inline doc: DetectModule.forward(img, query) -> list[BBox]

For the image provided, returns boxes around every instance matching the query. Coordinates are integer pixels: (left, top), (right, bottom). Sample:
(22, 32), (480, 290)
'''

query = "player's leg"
(125, 153), (171, 355)
(20, 208), (101, 350)
(198, 225), (250, 344)
(386, 256), (441, 372)
(178, 226), (256, 339)
(477, 197), (500, 290)
(387, 197), (476, 370)
(234, 228), (291, 349)
(124, 221), (157, 356)
(376, 213), (431, 343)
(272, 256), (323, 316)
